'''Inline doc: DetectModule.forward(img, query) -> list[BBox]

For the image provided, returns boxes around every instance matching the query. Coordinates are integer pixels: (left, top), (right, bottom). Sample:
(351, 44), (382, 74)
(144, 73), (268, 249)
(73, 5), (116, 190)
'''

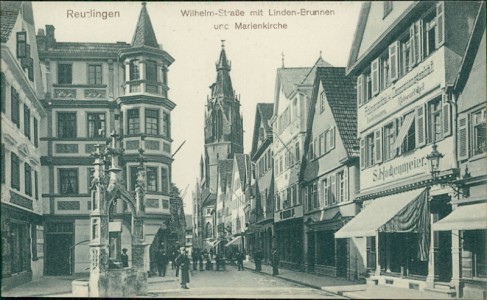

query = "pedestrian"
(192, 248), (199, 271)
(236, 251), (244, 271)
(271, 248), (279, 276)
(121, 248), (129, 268)
(210, 248), (214, 259)
(254, 249), (262, 272)
(171, 248), (178, 270)
(175, 249), (182, 277)
(199, 251), (204, 271)
(177, 249), (191, 289)
(157, 249), (168, 277)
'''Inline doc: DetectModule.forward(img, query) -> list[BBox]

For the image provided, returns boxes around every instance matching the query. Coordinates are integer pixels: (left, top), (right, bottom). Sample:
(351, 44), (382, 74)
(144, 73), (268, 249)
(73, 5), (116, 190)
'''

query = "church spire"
(131, 2), (159, 48)
(212, 41), (234, 98)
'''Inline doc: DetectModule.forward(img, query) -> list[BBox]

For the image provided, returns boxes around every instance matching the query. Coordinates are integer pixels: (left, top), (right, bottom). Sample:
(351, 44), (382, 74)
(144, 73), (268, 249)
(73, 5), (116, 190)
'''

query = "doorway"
(307, 232), (315, 272)
(45, 223), (73, 275)
(336, 238), (348, 277)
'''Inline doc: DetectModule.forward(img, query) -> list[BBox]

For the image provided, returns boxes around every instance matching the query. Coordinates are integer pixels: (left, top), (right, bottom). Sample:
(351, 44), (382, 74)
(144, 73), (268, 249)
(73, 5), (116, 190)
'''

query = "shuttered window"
(371, 59), (379, 96)
(436, 1), (445, 48)
(357, 75), (364, 107)
(415, 105), (426, 147)
(389, 42), (400, 82)
(375, 129), (383, 164)
(458, 115), (469, 161)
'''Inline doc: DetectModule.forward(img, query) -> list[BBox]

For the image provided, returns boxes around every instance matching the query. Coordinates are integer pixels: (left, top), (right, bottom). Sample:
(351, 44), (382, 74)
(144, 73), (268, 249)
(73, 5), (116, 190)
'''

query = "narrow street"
(147, 265), (344, 299)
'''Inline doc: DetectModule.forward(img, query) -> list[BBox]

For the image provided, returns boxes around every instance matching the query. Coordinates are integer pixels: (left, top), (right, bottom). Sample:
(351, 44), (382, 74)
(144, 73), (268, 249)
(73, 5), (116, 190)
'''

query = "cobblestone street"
(147, 264), (343, 299)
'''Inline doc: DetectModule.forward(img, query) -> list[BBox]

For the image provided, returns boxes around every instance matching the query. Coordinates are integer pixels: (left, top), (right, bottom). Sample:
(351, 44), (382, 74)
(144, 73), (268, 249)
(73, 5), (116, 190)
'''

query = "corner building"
(337, 1), (482, 295)
(37, 3), (176, 276)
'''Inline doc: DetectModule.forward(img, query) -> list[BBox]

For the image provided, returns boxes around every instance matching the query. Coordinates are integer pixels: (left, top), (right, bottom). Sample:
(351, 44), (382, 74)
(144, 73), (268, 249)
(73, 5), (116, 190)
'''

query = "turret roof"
(131, 2), (159, 48)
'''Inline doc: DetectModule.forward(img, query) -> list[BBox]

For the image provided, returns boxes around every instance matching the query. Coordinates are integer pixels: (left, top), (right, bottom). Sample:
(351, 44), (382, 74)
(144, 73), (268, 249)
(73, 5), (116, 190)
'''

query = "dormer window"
(16, 32), (27, 58)
(383, 1), (393, 18)
(130, 60), (140, 80)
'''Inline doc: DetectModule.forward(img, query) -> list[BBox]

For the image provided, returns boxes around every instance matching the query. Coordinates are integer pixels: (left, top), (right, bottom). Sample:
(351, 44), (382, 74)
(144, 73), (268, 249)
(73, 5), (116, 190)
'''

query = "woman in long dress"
(178, 250), (191, 289)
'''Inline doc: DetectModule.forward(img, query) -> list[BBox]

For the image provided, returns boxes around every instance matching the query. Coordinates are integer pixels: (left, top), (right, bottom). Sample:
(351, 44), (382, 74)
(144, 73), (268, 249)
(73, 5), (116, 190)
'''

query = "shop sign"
(359, 49), (445, 131)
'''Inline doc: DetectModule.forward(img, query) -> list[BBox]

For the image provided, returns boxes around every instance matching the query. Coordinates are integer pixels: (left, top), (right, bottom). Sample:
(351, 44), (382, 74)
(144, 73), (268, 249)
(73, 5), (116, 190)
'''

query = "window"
(319, 92), (326, 113)
(365, 72), (372, 102)
(463, 230), (487, 278)
(88, 65), (102, 85)
(161, 167), (169, 195)
(400, 34), (412, 77)
(383, 1), (393, 18)
(1, 72), (5, 113)
(16, 32), (27, 58)
(323, 178), (329, 207)
(428, 98), (442, 143)
(1, 144), (4, 184)
(146, 60), (157, 82)
(127, 109), (140, 134)
(312, 182), (318, 209)
(381, 54), (390, 90)
(33, 118), (39, 147)
(366, 237), (377, 270)
(11, 87), (20, 128)
(472, 109), (486, 156)
(130, 60), (140, 80)
(34, 171), (39, 200)
(57, 64), (72, 84)
(162, 67), (168, 85)
(24, 163), (32, 196)
(162, 111), (170, 137)
(319, 133), (324, 157)
(87, 113), (106, 138)
(402, 113), (416, 153)
(145, 109), (159, 135)
(129, 166), (138, 191)
(24, 105), (30, 140)
(295, 142), (300, 164)
(59, 169), (78, 194)
(384, 122), (396, 160)
(146, 167), (158, 192)
(337, 171), (346, 203)
(11, 152), (20, 190)
(366, 133), (375, 168)
(57, 112), (77, 138)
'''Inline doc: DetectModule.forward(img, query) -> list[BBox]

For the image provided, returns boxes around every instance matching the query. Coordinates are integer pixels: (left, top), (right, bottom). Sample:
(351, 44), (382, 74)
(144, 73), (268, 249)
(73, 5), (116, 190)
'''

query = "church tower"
(204, 42), (244, 193)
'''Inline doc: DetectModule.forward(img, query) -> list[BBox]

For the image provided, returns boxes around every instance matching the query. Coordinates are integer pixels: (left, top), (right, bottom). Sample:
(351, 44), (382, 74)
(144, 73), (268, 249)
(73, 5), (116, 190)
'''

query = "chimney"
(45, 25), (56, 48)
(36, 28), (46, 51)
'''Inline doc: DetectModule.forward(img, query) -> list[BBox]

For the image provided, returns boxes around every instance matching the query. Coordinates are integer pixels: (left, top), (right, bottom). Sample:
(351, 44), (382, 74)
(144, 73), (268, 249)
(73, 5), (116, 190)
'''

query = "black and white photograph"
(1, 1), (486, 298)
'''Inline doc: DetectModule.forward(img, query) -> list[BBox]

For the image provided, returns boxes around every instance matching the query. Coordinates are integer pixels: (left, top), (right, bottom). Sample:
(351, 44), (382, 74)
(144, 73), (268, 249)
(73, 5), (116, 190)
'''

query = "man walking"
(254, 249), (262, 272)
(236, 251), (244, 271)
(271, 248), (279, 276)
(157, 249), (168, 277)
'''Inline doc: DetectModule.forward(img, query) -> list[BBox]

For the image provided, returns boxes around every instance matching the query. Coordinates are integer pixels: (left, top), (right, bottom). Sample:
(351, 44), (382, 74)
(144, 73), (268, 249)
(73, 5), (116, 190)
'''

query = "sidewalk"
(242, 260), (451, 299)
(242, 260), (361, 292)
(1, 275), (83, 298)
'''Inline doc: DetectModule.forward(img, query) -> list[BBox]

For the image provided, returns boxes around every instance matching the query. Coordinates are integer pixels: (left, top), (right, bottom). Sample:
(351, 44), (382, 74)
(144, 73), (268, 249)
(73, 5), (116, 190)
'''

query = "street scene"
(1, 0), (486, 299)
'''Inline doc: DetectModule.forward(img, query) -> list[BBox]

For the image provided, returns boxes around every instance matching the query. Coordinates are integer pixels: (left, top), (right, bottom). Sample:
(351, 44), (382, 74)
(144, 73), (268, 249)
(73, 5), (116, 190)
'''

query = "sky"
(32, 1), (361, 215)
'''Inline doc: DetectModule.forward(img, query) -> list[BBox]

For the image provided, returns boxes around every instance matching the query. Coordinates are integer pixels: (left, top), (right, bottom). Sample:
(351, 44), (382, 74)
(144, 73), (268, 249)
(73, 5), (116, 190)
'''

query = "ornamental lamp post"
(426, 143), (444, 179)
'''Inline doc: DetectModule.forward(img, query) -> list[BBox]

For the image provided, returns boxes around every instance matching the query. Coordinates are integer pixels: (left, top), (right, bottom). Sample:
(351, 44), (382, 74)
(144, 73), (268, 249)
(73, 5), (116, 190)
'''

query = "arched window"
(205, 222), (213, 238)
(216, 110), (223, 139)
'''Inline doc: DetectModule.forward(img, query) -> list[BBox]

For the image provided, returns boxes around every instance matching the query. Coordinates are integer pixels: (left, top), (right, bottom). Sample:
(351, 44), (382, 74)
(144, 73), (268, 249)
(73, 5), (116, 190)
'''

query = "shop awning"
(433, 203), (487, 231)
(335, 188), (427, 238)
(392, 112), (415, 150)
(225, 236), (242, 247)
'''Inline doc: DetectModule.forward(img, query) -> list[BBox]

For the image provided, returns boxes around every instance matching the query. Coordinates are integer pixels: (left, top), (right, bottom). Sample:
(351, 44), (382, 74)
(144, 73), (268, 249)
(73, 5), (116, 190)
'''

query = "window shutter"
(375, 128), (382, 164)
(360, 138), (366, 170)
(409, 24), (416, 68)
(458, 114), (469, 161)
(343, 168), (348, 202)
(415, 105), (426, 147)
(357, 75), (364, 107)
(330, 126), (335, 151)
(442, 94), (451, 137)
(436, 1), (445, 48)
(416, 20), (424, 63)
(371, 59), (379, 96)
(309, 141), (314, 159)
(389, 41), (400, 82)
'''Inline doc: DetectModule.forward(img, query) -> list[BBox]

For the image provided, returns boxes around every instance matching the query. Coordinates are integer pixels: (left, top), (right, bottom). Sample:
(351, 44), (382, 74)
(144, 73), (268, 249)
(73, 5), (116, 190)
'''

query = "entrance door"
(45, 223), (73, 275)
(46, 234), (72, 275)
(307, 232), (315, 272)
(336, 239), (348, 277)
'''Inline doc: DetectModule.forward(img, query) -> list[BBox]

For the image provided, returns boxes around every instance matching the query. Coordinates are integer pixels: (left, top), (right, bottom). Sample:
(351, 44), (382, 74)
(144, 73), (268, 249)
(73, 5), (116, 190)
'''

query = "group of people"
(252, 248), (280, 275)
(154, 247), (191, 289)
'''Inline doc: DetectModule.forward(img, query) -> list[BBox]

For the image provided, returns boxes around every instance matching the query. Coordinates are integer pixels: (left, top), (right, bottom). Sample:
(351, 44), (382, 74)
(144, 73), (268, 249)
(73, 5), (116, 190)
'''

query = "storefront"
(274, 218), (303, 270)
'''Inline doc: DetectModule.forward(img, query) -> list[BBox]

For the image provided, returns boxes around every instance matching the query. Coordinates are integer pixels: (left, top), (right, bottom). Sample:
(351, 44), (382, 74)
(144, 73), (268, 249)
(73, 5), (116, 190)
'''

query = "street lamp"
(426, 143), (444, 179)
(426, 143), (470, 197)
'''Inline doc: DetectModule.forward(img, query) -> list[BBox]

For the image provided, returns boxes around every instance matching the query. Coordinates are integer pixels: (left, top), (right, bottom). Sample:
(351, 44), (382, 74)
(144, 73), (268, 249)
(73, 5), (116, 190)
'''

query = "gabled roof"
(300, 67), (358, 181)
(218, 159), (234, 191)
(250, 103), (273, 159)
(317, 67), (358, 156)
(235, 153), (250, 188)
(131, 2), (159, 48)
(1, 1), (22, 43)
(277, 67), (311, 98)
(454, 2), (486, 92)
(300, 56), (333, 86)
